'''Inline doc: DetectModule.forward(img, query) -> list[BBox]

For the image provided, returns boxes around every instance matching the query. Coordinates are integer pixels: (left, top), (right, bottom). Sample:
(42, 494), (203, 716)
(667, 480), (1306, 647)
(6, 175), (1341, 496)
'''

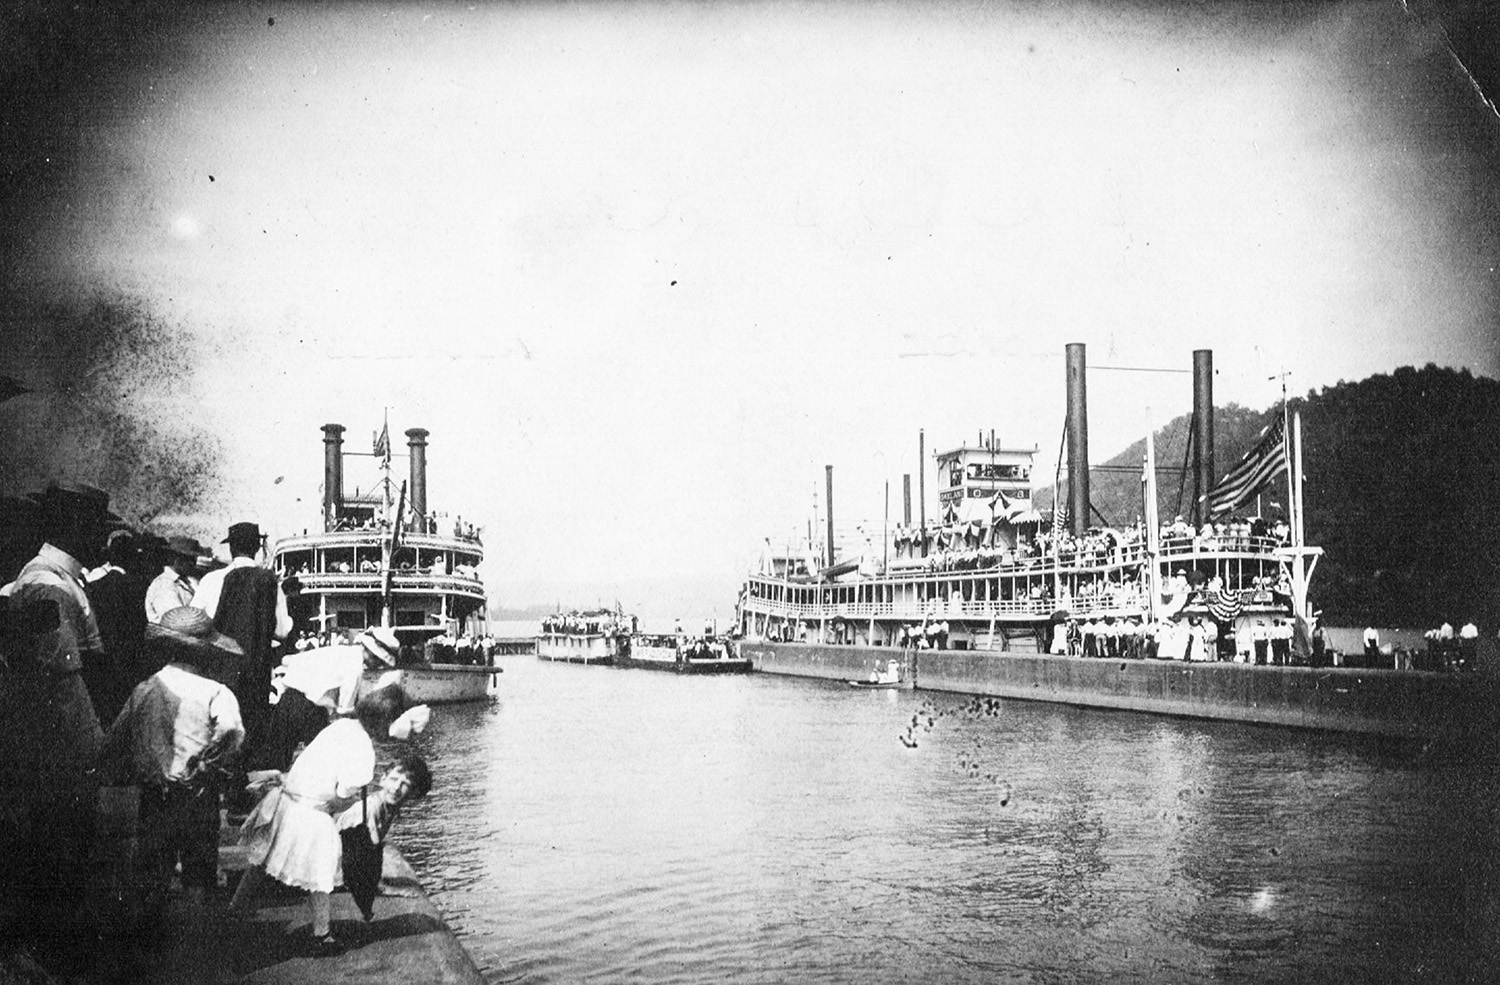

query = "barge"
(537, 610), (632, 664)
(617, 633), (754, 674)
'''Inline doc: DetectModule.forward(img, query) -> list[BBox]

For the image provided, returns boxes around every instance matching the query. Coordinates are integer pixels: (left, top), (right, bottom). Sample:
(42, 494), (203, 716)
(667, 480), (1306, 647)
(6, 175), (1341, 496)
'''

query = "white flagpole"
(1293, 410), (1305, 549)
(1143, 408), (1160, 622)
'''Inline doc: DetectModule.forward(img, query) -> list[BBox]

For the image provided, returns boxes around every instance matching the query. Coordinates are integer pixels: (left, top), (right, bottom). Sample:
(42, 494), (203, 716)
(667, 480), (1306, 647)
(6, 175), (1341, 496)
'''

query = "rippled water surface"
(392, 657), (1498, 984)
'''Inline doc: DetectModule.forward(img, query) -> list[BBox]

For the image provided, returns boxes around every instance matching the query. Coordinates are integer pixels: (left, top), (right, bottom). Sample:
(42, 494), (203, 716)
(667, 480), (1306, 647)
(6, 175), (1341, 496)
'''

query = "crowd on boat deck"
(541, 611), (636, 636)
(1048, 614), (1299, 664)
(890, 512), (1293, 574)
(290, 628), (498, 666)
(0, 482), (437, 966)
(287, 556), (479, 578)
(328, 508), (483, 542)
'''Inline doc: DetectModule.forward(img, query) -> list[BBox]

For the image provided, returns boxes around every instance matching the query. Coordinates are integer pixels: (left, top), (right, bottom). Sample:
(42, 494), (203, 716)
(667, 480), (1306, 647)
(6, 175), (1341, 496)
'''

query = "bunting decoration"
(1205, 587), (1251, 623)
(1204, 415), (1287, 516)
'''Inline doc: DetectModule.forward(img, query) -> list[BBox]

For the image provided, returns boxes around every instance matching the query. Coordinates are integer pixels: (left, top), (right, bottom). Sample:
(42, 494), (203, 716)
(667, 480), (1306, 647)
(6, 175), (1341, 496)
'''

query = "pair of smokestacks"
(823, 344), (1217, 566)
(1065, 343), (1216, 536)
(320, 424), (429, 532)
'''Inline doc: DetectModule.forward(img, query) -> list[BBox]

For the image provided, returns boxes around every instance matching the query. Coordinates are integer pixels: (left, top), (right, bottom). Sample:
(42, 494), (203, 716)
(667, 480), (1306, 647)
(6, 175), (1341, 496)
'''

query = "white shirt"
(279, 644), (368, 714)
(284, 717), (376, 804)
(9, 543), (101, 672)
(192, 555), (292, 639)
(145, 567), (198, 624)
(105, 663), (243, 785)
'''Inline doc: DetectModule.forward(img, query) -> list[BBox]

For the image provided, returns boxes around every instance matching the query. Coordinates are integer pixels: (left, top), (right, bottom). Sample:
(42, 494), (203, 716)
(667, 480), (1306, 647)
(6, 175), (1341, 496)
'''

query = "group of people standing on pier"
(1050, 614), (1297, 664)
(0, 481), (435, 971)
(1360, 621), (1483, 673)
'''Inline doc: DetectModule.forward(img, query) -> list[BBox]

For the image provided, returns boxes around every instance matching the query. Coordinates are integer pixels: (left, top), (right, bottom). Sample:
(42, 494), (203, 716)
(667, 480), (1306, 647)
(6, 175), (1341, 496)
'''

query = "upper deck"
(275, 527), (484, 563)
(271, 421), (490, 636)
(741, 526), (1305, 625)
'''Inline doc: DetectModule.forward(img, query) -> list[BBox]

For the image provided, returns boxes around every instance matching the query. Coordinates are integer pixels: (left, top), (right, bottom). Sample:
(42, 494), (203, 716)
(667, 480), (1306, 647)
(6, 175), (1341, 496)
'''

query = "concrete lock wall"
(741, 642), (911, 683)
(913, 652), (1495, 739)
(743, 641), (1496, 740)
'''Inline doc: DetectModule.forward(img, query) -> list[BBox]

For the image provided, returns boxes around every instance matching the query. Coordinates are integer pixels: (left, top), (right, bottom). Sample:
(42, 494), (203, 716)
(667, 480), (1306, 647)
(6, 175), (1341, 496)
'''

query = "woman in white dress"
(228, 684), (408, 950)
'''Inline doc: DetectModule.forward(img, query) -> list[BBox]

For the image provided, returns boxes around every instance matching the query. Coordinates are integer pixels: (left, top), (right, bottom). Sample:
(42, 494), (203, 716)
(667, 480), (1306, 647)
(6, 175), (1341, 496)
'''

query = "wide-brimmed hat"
(222, 521), (262, 545)
(164, 535), (203, 560)
(146, 606), (243, 663)
(359, 626), (401, 665)
(28, 481), (124, 528)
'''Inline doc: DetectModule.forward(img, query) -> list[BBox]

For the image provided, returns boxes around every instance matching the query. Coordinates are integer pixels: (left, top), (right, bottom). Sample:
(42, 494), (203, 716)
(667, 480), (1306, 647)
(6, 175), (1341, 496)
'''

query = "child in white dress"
(228, 684), (407, 951)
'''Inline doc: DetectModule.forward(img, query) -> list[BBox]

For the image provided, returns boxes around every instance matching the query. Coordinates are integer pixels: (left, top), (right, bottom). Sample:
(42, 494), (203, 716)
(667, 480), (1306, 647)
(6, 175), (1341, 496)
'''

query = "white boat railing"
(741, 597), (1153, 621)
(277, 529), (484, 560)
(290, 571), (486, 597)
(878, 536), (1288, 577)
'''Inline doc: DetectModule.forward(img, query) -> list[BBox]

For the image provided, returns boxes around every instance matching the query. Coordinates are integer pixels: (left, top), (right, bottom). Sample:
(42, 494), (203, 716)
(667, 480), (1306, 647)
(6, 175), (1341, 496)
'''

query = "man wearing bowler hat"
(192, 521), (291, 769)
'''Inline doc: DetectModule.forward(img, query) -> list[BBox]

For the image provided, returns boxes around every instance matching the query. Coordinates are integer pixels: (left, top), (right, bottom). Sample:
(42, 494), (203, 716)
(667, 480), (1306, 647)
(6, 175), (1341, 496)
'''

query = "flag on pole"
(1204, 415), (1287, 516)
(373, 420), (390, 463)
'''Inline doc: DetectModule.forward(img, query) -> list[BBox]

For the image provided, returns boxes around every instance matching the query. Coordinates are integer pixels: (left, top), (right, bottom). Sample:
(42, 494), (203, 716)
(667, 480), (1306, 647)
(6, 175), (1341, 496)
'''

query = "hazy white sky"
(3, 0), (1497, 616)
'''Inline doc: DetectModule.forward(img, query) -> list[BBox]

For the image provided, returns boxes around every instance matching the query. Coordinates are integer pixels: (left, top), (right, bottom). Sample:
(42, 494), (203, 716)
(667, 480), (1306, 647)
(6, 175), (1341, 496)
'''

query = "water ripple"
(391, 657), (1499, 984)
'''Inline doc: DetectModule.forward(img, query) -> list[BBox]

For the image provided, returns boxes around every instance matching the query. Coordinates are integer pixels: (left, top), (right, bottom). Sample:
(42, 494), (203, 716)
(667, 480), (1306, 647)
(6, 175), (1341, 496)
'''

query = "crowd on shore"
(0, 481), (436, 979)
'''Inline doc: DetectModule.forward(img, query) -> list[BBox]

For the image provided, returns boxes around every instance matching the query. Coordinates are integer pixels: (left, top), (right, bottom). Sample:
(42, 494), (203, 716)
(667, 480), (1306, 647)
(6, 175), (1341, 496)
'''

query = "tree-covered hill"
(1040, 365), (1500, 629)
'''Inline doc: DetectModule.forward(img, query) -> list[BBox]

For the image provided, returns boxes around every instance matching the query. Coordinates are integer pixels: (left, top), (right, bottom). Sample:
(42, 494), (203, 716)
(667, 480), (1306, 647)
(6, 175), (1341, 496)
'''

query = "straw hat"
(165, 535), (204, 560)
(146, 606), (244, 665)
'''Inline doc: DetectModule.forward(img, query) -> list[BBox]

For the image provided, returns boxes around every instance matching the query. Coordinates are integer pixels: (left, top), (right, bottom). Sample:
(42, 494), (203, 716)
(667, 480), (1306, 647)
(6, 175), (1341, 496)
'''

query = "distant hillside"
(1040, 365), (1500, 629)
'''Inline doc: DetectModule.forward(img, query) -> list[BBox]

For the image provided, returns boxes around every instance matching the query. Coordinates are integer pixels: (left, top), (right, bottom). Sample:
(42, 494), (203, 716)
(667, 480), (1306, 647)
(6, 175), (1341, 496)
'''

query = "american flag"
(1205, 415), (1287, 517)
(373, 421), (390, 463)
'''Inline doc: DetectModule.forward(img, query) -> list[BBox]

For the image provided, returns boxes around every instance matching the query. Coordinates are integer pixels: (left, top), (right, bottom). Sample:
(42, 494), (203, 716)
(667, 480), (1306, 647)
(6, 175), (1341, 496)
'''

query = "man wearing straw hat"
(100, 606), (245, 910)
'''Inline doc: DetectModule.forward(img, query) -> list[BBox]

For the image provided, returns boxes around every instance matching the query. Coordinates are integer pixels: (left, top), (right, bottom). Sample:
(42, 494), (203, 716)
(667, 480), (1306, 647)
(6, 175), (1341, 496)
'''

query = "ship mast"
(380, 478), (406, 630)
(1142, 410), (1161, 623)
(1277, 410), (1322, 636)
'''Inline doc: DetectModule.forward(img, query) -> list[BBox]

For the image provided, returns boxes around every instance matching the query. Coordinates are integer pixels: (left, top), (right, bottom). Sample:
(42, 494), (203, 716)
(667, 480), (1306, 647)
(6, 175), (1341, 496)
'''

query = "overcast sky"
(2, 0), (1497, 617)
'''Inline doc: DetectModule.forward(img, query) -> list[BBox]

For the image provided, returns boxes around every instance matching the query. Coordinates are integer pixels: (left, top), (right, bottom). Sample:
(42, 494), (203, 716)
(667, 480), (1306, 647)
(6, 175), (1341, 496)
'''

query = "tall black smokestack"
(918, 430), (927, 557)
(1192, 350), (1214, 527)
(825, 464), (835, 569)
(406, 427), (429, 532)
(902, 473), (911, 526)
(1065, 343), (1089, 538)
(321, 423), (345, 531)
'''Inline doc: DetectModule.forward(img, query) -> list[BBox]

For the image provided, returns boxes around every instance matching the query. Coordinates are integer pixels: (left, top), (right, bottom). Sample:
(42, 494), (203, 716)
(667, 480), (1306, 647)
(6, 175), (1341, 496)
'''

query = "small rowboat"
(846, 678), (904, 689)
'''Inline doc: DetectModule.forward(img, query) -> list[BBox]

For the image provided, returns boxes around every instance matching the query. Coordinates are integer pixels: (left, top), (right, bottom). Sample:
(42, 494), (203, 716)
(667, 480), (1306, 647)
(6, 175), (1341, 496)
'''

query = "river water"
(391, 655), (1497, 984)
